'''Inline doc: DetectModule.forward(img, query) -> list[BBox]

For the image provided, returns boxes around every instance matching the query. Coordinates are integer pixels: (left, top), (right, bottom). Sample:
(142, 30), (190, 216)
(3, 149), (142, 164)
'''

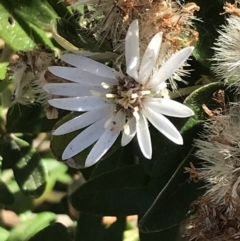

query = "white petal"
(85, 126), (119, 167)
(125, 20), (139, 80)
(53, 106), (112, 135)
(158, 81), (167, 90)
(48, 66), (117, 86)
(137, 111), (152, 159)
(44, 83), (108, 97)
(138, 32), (163, 85)
(121, 117), (137, 146)
(143, 98), (194, 117)
(61, 54), (116, 79)
(110, 110), (126, 134)
(85, 110), (125, 167)
(142, 107), (183, 145)
(148, 47), (194, 88)
(48, 96), (110, 111)
(62, 115), (110, 160)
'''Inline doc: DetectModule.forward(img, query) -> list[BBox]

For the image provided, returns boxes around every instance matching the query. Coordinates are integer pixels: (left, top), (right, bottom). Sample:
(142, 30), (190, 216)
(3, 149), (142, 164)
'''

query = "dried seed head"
(186, 195), (240, 241)
(186, 101), (240, 240)
(211, 5), (240, 91)
(194, 102), (240, 205)
(73, 0), (199, 89)
(8, 45), (71, 118)
(8, 45), (55, 105)
(137, 0), (199, 89)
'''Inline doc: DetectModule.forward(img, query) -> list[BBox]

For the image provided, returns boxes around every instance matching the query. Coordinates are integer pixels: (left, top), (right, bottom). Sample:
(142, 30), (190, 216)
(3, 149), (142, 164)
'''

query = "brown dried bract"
(45, 105), (59, 119)
(221, 1), (240, 17)
(8, 45), (55, 77)
(185, 162), (201, 182)
(148, 1), (199, 52)
(181, 2), (200, 14)
(202, 104), (216, 118)
(114, 0), (152, 22)
(212, 89), (226, 112)
(202, 89), (227, 118)
(62, 0), (78, 6)
(43, 59), (71, 84)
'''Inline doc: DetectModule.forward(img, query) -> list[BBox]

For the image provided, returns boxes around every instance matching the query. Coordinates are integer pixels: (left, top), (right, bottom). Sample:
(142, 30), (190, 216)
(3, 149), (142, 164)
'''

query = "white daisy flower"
(44, 20), (194, 167)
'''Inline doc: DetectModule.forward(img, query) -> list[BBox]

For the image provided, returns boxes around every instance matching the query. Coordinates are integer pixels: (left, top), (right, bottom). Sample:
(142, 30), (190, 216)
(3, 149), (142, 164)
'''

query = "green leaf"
(139, 148), (205, 232)
(70, 165), (154, 216)
(90, 145), (135, 178)
(75, 213), (103, 241)
(6, 104), (67, 134)
(0, 3), (35, 51)
(1, 0), (57, 30)
(0, 179), (14, 205)
(6, 212), (56, 241)
(0, 63), (9, 80)
(0, 227), (9, 241)
(6, 104), (42, 133)
(135, 122), (195, 178)
(2, 135), (47, 197)
(0, 78), (10, 93)
(1, 169), (33, 214)
(8, 190), (33, 214)
(43, 158), (70, 182)
(28, 223), (71, 241)
(0, 0), (56, 51)
(139, 225), (181, 241)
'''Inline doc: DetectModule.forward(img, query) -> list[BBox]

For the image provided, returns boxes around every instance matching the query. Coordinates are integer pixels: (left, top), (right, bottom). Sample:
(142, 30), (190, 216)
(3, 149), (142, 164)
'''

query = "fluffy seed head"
(194, 102), (240, 205)
(8, 45), (72, 119)
(185, 100), (240, 240)
(211, 8), (240, 91)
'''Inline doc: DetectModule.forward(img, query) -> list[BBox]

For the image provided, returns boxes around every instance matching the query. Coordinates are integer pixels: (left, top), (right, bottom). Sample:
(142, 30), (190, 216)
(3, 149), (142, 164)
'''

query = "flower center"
(106, 76), (150, 117)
